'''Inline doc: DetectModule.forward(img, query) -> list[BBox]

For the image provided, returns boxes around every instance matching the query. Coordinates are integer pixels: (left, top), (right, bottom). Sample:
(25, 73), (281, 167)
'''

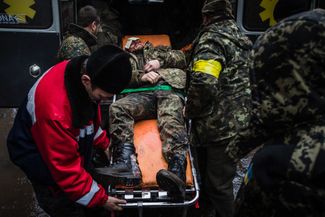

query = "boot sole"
(156, 169), (186, 200)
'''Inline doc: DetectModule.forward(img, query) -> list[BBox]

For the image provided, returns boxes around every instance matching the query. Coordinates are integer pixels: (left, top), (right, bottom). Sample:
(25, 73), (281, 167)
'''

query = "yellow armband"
(192, 59), (222, 78)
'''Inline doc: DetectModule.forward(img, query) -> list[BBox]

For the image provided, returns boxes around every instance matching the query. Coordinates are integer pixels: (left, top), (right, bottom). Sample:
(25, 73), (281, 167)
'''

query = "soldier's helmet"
(201, 0), (234, 20)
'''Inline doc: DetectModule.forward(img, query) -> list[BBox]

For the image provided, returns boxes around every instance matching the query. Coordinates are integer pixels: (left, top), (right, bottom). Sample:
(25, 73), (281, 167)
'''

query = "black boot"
(95, 143), (142, 186)
(156, 154), (187, 201)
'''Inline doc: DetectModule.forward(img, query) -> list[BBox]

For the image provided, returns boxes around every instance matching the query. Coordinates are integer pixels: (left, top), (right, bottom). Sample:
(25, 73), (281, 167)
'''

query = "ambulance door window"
(0, 0), (52, 29)
(318, 0), (325, 9)
(242, 0), (312, 31)
(59, 0), (76, 34)
(128, 0), (164, 4)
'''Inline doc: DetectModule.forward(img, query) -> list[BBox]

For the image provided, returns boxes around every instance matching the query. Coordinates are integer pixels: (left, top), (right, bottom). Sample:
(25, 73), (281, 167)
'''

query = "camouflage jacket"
(96, 27), (119, 47)
(57, 23), (97, 61)
(98, 7), (121, 46)
(127, 42), (187, 89)
(186, 19), (252, 146)
(226, 9), (325, 181)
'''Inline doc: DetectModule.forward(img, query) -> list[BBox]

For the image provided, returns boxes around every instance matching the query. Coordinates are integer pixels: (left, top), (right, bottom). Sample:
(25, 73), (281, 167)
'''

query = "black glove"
(312, 149), (325, 189)
(252, 144), (294, 191)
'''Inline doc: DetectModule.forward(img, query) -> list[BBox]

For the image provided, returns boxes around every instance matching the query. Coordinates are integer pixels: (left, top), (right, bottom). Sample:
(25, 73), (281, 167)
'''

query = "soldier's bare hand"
(102, 196), (126, 211)
(141, 71), (161, 84)
(144, 60), (160, 72)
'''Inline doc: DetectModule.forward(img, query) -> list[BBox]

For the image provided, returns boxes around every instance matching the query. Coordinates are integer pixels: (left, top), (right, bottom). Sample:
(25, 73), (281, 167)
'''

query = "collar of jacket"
(68, 23), (97, 47)
(64, 56), (97, 128)
(205, 15), (234, 25)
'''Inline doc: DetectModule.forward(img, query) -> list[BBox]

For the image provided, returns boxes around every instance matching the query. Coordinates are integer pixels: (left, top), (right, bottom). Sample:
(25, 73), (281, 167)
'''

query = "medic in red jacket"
(7, 46), (132, 211)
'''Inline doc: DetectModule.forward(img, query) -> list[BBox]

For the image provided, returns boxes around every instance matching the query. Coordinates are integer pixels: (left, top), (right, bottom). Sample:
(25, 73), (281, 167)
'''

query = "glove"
(312, 149), (325, 188)
(252, 144), (294, 191)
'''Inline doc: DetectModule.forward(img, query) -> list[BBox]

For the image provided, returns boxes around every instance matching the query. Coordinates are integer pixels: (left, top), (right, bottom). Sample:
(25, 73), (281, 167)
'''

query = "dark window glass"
(318, 0), (325, 9)
(243, 0), (312, 31)
(128, 0), (164, 4)
(0, 0), (52, 29)
(59, 1), (75, 34)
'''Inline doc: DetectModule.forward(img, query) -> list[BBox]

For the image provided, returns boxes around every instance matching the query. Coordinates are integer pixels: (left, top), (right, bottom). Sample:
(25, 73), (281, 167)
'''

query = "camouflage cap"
(201, 0), (234, 19)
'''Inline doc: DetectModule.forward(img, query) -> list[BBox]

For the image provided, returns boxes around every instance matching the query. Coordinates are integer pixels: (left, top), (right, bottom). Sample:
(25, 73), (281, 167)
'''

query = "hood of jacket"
(201, 0), (234, 22)
(251, 9), (325, 130)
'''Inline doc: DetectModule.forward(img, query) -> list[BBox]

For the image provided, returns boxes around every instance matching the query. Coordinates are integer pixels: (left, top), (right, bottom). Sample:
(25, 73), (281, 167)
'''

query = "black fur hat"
(86, 45), (132, 94)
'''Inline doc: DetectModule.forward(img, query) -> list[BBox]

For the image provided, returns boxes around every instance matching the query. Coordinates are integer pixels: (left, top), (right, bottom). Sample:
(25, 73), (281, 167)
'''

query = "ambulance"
(0, 0), (322, 216)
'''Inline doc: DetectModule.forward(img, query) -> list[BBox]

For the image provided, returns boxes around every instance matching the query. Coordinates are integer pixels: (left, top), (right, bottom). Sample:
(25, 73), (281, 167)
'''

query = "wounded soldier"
(96, 38), (189, 200)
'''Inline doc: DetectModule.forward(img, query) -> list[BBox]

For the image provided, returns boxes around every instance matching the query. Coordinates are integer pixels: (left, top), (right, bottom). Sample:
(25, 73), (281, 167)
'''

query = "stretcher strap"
(121, 85), (173, 94)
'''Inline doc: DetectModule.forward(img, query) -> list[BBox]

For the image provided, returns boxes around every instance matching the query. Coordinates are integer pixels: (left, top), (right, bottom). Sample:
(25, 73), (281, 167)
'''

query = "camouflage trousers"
(109, 90), (188, 163)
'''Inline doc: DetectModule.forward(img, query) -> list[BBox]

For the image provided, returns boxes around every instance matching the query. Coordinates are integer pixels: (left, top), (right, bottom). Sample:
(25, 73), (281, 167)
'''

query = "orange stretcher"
(106, 120), (199, 217)
(122, 34), (171, 47)
(102, 35), (199, 217)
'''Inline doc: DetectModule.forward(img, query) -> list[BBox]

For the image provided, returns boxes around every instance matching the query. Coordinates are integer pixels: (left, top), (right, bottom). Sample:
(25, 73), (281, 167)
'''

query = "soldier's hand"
(144, 60), (160, 72)
(141, 71), (161, 84)
(102, 196), (126, 211)
(253, 144), (294, 191)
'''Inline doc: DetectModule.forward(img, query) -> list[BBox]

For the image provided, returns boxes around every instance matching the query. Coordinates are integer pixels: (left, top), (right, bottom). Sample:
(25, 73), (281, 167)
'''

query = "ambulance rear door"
(0, 0), (61, 107)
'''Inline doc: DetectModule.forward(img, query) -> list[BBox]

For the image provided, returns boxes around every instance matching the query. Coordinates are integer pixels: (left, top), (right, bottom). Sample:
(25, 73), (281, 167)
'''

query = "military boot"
(156, 154), (187, 201)
(95, 143), (142, 186)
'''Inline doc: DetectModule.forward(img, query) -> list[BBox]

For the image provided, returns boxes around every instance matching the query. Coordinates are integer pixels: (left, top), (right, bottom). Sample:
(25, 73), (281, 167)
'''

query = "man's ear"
(90, 21), (97, 32)
(81, 74), (91, 87)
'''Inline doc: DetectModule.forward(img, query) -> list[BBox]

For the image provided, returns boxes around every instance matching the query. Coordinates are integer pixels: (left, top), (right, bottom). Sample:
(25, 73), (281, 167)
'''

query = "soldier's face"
(128, 41), (144, 52)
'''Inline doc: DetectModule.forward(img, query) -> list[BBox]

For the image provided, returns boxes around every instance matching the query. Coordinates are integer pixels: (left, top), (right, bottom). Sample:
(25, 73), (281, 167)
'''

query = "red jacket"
(8, 60), (109, 207)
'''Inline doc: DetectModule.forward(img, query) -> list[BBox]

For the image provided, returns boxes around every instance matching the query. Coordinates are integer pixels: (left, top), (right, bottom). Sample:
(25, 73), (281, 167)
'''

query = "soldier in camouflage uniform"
(96, 6), (121, 46)
(226, 9), (325, 217)
(96, 38), (189, 199)
(185, 0), (252, 216)
(91, 0), (121, 47)
(57, 5), (100, 61)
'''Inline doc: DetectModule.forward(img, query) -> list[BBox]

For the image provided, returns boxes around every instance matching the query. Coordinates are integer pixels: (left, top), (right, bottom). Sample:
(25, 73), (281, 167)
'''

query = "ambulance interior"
(78, 0), (321, 213)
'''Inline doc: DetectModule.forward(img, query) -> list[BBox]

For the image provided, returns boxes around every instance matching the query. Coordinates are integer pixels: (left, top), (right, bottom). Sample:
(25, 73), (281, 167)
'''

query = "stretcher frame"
(104, 35), (199, 216)
(107, 145), (199, 217)
(101, 102), (199, 217)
